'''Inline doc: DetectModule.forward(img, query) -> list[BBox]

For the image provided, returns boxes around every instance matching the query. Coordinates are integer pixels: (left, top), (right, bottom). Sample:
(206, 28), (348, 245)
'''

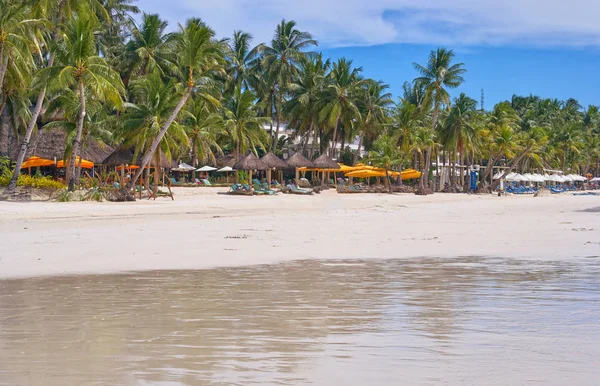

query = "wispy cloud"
(141, 0), (600, 47)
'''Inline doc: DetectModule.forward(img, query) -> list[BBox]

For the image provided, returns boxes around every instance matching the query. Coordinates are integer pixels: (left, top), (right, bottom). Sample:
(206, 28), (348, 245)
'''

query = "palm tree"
(125, 13), (173, 81)
(410, 127), (439, 193)
(260, 19), (317, 152)
(439, 93), (478, 189)
(355, 79), (393, 163)
(224, 30), (261, 95)
(8, 0), (110, 193)
(319, 58), (363, 158)
(413, 48), (466, 190)
(366, 133), (402, 193)
(127, 18), (224, 190)
(222, 87), (270, 159)
(34, 15), (124, 190)
(285, 54), (329, 158)
(183, 97), (224, 168)
(118, 73), (189, 195)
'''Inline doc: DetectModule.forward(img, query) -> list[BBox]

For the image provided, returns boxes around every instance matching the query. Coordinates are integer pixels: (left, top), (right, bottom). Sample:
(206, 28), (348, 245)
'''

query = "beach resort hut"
(20, 156), (56, 174)
(217, 166), (233, 183)
(260, 152), (288, 186)
(233, 153), (269, 192)
(285, 152), (315, 187)
(313, 154), (340, 185)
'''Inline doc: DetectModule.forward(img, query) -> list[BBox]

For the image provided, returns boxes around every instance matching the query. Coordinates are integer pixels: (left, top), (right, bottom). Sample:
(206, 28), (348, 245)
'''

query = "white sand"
(0, 188), (598, 279)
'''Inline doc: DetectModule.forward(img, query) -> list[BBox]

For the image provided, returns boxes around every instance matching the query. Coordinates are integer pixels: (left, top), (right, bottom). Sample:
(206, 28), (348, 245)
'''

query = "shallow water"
(1, 257), (599, 386)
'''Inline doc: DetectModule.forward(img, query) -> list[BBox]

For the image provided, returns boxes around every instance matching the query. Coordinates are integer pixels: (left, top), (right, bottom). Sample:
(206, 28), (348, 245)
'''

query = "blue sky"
(139, 0), (600, 108)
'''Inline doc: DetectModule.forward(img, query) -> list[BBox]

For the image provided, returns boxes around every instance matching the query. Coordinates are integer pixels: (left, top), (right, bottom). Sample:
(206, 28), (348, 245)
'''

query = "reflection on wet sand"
(1, 257), (599, 386)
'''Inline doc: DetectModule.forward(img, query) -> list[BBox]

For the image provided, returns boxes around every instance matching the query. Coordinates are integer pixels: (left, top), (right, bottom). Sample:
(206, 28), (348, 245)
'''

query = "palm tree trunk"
(310, 119), (317, 158)
(418, 154), (425, 192)
(7, 54), (55, 193)
(423, 147), (432, 191)
(271, 90), (283, 152)
(329, 115), (340, 157)
(353, 131), (364, 164)
(191, 141), (197, 181)
(490, 147), (533, 190)
(152, 149), (160, 199)
(385, 168), (392, 193)
(67, 79), (86, 191)
(0, 49), (8, 98)
(127, 86), (193, 190)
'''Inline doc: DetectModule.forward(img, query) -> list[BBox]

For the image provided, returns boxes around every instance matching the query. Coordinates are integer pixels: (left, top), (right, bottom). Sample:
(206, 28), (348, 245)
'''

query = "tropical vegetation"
(1, 0), (598, 196)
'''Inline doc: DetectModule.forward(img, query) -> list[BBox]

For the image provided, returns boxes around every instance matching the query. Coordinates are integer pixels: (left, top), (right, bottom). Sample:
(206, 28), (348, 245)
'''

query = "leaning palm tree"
(413, 48), (466, 189)
(222, 87), (271, 159)
(118, 72), (189, 195)
(319, 58), (363, 157)
(126, 18), (224, 190)
(260, 19), (317, 152)
(30, 15), (124, 191)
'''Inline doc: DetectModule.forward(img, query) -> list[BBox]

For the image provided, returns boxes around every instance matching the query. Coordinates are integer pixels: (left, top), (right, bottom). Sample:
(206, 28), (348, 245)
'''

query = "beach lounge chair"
(286, 184), (313, 195)
(228, 184), (251, 195)
(201, 179), (211, 186)
(169, 177), (181, 186)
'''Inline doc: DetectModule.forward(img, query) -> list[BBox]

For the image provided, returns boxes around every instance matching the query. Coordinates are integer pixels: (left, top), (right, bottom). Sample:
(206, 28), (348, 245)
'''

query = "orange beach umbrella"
(56, 157), (94, 169)
(21, 156), (55, 169)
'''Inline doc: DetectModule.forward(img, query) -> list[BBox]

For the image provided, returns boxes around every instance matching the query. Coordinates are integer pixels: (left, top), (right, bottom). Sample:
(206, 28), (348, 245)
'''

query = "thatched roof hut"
(215, 153), (242, 168)
(102, 147), (175, 168)
(260, 152), (288, 169)
(313, 154), (340, 169)
(8, 128), (113, 163)
(285, 152), (314, 168)
(233, 153), (269, 171)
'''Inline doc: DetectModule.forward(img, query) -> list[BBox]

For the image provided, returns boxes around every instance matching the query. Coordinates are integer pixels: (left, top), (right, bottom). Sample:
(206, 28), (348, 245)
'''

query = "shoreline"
(0, 188), (598, 279)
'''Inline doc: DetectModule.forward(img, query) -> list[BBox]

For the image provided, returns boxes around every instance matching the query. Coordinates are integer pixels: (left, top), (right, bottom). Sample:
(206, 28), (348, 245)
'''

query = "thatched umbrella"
(285, 152), (315, 187)
(313, 154), (341, 185)
(260, 152), (288, 186)
(9, 127), (113, 164)
(233, 153), (269, 192)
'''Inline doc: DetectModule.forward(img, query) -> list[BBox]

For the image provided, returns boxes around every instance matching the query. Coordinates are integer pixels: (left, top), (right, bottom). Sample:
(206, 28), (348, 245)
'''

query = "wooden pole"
(249, 169), (253, 194)
(267, 169), (272, 187)
(295, 168), (300, 187)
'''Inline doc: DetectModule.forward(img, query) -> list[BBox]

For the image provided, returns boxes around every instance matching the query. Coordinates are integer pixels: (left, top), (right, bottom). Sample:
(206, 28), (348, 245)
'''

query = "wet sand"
(0, 188), (599, 279)
(1, 258), (599, 385)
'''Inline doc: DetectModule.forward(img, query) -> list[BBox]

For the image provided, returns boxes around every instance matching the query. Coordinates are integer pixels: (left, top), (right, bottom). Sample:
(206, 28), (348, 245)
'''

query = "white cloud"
(140, 0), (600, 47)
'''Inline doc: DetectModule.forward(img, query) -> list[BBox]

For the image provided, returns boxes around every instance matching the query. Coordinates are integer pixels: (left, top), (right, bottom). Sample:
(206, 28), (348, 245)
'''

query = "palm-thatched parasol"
(285, 152), (315, 187)
(260, 152), (288, 186)
(313, 154), (340, 185)
(9, 127), (113, 164)
(233, 153), (269, 192)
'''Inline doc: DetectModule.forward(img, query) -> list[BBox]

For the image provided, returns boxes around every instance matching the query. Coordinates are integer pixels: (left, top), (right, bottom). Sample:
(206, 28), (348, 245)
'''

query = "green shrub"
(0, 170), (65, 191)
(57, 189), (72, 202)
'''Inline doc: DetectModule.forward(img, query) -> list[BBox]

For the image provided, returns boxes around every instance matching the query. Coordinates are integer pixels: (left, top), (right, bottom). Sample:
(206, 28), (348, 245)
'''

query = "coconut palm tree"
(439, 93), (478, 189)
(222, 87), (270, 159)
(260, 19), (317, 152)
(127, 17), (224, 190)
(183, 97), (224, 168)
(118, 72), (189, 195)
(125, 13), (173, 80)
(410, 127), (439, 193)
(285, 54), (329, 158)
(224, 30), (261, 96)
(319, 58), (363, 158)
(366, 133), (402, 193)
(355, 79), (393, 163)
(32, 15), (124, 191)
(413, 48), (466, 189)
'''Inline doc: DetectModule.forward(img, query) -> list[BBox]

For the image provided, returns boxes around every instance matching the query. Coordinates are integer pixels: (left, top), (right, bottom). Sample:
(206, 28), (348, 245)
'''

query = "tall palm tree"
(224, 30), (261, 95)
(410, 127), (439, 193)
(439, 93), (478, 189)
(286, 54), (329, 157)
(8, 0), (110, 193)
(183, 97), (224, 168)
(319, 58), (363, 158)
(260, 19), (317, 152)
(222, 87), (270, 159)
(127, 18), (224, 190)
(35, 15), (124, 191)
(125, 13), (173, 81)
(413, 48), (466, 189)
(480, 102), (520, 184)
(355, 79), (393, 163)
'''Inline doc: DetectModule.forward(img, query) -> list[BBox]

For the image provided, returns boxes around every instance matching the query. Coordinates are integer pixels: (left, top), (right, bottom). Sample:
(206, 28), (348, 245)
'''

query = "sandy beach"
(0, 188), (598, 279)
